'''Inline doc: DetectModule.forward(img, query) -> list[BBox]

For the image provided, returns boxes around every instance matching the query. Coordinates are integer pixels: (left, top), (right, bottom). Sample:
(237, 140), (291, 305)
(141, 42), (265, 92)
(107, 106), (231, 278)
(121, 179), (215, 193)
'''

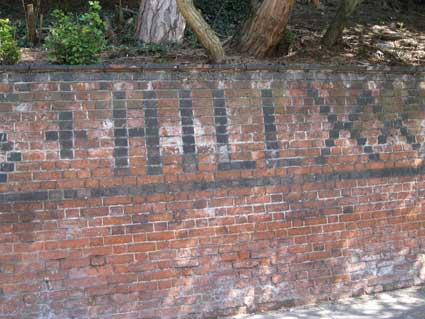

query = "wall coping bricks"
(0, 63), (425, 74)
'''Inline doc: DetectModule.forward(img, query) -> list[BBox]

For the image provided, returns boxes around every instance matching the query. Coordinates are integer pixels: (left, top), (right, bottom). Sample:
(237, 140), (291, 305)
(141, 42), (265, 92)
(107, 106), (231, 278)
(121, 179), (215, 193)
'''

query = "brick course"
(0, 64), (424, 318)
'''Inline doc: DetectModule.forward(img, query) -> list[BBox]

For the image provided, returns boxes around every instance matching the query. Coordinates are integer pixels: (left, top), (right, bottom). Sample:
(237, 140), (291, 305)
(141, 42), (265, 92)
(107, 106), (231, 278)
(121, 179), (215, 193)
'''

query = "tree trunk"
(26, 4), (37, 46)
(136, 0), (186, 44)
(321, 0), (364, 48)
(176, 0), (225, 63)
(234, 0), (296, 58)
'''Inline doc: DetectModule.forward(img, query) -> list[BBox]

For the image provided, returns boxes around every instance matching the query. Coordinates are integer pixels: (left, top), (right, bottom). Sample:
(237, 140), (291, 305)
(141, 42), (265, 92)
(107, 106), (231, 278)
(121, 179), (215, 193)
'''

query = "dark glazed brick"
(60, 140), (73, 149)
(0, 143), (13, 152)
(182, 135), (195, 145)
(349, 114), (359, 121)
(378, 135), (387, 144)
(214, 106), (226, 116)
(0, 133), (7, 142)
(357, 137), (367, 146)
(407, 135), (416, 144)
(114, 129), (128, 137)
(113, 100), (126, 109)
(400, 127), (408, 136)
(147, 156), (161, 165)
(59, 121), (73, 130)
(113, 110), (127, 119)
(329, 130), (339, 139)
(183, 145), (196, 154)
(144, 91), (157, 99)
(212, 90), (225, 98)
(115, 138), (128, 147)
(325, 139), (335, 147)
(369, 153), (380, 161)
(45, 131), (59, 141)
(216, 134), (228, 144)
(0, 173), (6, 183)
(321, 148), (331, 156)
(320, 106), (330, 113)
(147, 166), (162, 175)
(315, 156), (327, 164)
(64, 189), (78, 199)
(179, 90), (191, 99)
(183, 127), (194, 135)
(113, 148), (128, 157)
(343, 206), (354, 214)
(145, 136), (160, 145)
(59, 131), (73, 140)
(59, 112), (73, 121)
(334, 122), (344, 130)
(145, 127), (160, 136)
(219, 161), (256, 171)
(394, 119), (403, 129)
(328, 114), (337, 122)
(48, 190), (63, 201)
(113, 91), (126, 100)
(364, 146), (373, 153)
(179, 99), (192, 108)
(261, 89), (272, 98)
(128, 128), (145, 137)
(4, 191), (49, 202)
(7, 152), (21, 162)
(60, 149), (73, 159)
(115, 158), (129, 167)
(144, 109), (157, 117)
(343, 122), (353, 129)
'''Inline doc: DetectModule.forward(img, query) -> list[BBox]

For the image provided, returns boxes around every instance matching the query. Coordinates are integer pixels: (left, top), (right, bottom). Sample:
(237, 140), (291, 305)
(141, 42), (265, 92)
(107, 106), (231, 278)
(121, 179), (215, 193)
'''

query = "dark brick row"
(3, 164), (425, 202)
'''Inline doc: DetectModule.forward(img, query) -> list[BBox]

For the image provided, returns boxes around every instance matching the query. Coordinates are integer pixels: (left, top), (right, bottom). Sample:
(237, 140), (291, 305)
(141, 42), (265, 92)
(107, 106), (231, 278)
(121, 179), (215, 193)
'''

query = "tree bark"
(234, 0), (295, 58)
(321, 0), (364, 48)
(26, 4), (37, 46)
(176, 0), (225, 63)
(136, 0), (186, 44)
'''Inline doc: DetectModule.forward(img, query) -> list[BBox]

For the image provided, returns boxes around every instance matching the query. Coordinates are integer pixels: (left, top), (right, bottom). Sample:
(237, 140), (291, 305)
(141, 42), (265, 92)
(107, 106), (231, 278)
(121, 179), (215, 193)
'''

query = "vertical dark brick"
(58, 112), (74, 159)
(113, 93), (129, 169)
(261, 89), (279, 168)
(179, 90), (198, 172)
(213, 89), (231, 167)
(143, 91), (163, 175)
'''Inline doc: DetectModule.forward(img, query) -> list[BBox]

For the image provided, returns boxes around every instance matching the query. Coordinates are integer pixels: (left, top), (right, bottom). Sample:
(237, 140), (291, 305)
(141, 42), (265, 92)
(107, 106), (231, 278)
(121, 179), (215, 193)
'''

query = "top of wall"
(1, 63), (425, 74)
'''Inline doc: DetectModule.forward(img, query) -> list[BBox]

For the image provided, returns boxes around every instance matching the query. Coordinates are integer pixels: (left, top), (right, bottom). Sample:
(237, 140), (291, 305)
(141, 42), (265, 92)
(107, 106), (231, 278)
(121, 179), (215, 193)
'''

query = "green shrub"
(0, 19), (21, 65)
(45, 1), (106, 65)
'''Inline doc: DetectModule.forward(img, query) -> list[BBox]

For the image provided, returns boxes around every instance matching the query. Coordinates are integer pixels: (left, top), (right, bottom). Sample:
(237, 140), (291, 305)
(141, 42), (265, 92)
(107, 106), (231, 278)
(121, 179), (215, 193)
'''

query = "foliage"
(44, 1), (106, 65)
(195, 0), (252, 38)
(0, 19), (21, 65)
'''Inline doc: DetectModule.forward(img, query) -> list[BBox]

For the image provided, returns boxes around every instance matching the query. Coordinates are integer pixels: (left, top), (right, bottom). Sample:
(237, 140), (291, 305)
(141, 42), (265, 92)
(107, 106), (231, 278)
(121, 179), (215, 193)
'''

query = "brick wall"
(0, 64), (425, 319)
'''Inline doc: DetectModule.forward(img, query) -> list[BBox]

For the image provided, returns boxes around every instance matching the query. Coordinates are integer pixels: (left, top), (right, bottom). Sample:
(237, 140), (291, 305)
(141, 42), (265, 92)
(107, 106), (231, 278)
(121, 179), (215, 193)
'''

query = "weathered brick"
(0, 67), (424, 319)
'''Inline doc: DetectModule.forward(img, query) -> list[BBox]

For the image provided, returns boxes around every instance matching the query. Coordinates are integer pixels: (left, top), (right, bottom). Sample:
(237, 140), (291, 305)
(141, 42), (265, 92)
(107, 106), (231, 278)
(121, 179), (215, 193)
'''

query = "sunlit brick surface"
(0, 65), (424, 319)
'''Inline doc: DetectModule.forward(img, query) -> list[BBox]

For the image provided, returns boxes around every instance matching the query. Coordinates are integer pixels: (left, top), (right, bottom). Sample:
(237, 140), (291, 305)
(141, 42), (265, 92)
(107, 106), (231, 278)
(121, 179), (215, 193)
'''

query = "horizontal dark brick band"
(1, 164), (424, 203)
(0, 191), (48, 202)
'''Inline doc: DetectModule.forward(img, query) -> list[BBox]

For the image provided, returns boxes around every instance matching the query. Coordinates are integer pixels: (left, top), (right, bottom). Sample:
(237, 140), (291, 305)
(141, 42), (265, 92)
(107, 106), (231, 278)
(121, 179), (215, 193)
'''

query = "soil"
(19, 0), (425, 66)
